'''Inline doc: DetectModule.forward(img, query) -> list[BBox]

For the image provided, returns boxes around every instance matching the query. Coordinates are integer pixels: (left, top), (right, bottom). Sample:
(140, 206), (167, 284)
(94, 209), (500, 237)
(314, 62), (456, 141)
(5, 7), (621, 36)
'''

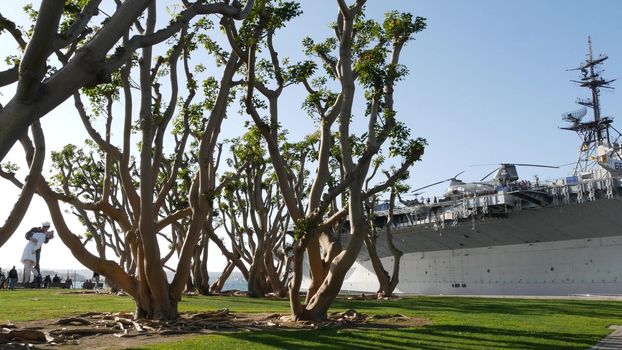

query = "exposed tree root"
(0, 309), (429, 348)
(0, 329), (47, 343)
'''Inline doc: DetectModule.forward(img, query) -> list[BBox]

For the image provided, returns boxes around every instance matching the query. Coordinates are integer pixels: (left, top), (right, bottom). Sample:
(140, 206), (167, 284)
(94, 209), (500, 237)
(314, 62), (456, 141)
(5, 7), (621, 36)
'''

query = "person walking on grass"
(8, 266), (17, 290)
(92, 271), (100, 290)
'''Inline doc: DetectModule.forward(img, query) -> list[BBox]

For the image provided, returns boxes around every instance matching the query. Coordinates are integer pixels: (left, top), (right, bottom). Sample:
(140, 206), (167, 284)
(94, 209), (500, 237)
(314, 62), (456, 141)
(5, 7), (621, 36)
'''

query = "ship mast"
(561, 37), (618, 175)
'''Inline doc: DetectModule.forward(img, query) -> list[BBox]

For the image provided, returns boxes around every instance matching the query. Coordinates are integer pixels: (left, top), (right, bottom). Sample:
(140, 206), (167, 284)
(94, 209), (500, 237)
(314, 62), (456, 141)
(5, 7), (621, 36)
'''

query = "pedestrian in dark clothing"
(8, 266), (17, 290)
(93, 272), (100, 290)
(43, 275), (52, 288)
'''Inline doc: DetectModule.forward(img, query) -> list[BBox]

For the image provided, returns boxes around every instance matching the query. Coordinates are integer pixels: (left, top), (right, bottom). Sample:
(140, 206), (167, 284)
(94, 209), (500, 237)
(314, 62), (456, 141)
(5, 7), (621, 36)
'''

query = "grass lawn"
(0, 290), (620, 349)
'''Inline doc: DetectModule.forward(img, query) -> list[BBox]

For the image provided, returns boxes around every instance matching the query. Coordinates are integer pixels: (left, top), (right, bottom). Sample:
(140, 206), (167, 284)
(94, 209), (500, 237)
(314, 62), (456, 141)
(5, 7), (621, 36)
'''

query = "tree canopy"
(0, 0), (426, 322)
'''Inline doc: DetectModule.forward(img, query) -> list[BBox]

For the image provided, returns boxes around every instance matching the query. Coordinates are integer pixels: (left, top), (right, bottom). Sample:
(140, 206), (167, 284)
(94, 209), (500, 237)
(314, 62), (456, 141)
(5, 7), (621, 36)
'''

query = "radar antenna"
(561, 107), (587, 124)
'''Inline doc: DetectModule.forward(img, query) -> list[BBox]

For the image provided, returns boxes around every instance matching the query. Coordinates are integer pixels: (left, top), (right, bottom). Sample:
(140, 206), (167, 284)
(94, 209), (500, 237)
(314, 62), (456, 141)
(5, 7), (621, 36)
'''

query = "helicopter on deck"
(412, 163), (559, 201)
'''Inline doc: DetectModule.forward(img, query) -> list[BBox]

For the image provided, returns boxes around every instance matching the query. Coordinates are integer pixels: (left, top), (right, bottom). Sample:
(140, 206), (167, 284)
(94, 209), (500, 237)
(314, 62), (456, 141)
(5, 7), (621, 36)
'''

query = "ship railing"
(379, 174), (622, 231)
(379, 177), (622, 233)
(541, 172), (622, 205)
(381, 193), (511, 230)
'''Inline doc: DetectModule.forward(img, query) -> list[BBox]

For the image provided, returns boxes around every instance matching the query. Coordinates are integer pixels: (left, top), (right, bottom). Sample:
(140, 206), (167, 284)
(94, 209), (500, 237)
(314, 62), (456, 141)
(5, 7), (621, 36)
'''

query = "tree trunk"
(304, 235), (327, 303)
(191, 236), (210, 295)
(208, 228), (250, 280)
(300, 190), (368, 320)
(364, 235), (390, 296)
(384, 251), (402, 297)
(134, 245), (178, 320)
(247, 248), (267, 297)
(134, 292), (178, 320)
(384, 219), (403, 297)
(288, 241), (306, 318)
(374, 188), (403, 298)
(190, 247), (202, 293)
(264, 247), (286, 297)
(211, 260), (235, 293)
(198, 242), (210, 295)
(186, 273), (195, 292)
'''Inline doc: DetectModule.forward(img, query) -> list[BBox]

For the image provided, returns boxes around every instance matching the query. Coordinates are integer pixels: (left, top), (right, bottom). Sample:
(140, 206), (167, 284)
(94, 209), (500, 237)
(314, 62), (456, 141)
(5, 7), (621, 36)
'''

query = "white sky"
(1, 0), (622, 271)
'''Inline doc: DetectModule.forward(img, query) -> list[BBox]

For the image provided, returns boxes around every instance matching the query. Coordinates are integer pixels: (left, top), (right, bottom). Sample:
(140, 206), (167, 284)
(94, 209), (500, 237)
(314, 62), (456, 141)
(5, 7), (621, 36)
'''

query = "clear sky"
(1, 0), (621, 272)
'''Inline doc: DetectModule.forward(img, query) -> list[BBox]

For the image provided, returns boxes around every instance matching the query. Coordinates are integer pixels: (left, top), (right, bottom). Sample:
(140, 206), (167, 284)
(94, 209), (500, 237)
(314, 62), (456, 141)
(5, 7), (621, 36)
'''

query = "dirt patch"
(0, 309), (429, 349)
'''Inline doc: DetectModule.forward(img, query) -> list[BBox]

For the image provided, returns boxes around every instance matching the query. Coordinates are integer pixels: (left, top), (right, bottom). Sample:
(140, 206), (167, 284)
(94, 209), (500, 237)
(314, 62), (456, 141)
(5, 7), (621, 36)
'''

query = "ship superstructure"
(343, 39), (622, 296)
(563, 36), (621, 176)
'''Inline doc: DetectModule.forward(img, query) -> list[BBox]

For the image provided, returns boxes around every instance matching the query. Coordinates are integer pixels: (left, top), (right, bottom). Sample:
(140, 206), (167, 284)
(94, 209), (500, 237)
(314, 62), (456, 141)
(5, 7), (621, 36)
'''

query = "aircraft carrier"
(344, 38), (622, 296)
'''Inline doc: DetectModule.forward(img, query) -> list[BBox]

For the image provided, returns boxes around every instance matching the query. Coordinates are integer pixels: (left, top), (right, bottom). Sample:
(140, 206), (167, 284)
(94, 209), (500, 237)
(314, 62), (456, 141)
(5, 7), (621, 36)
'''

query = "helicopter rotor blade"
(511, 163), (559, 169)
(412, 170), (465, 193)
(480, 163), (560, 181)
(412, 179), (450, 193)
(480, 167), (500, 181)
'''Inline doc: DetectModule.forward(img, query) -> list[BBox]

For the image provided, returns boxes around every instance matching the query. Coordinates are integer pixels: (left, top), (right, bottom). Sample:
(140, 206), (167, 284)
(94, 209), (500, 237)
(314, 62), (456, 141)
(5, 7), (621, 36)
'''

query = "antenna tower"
(561, 37), (620, 175)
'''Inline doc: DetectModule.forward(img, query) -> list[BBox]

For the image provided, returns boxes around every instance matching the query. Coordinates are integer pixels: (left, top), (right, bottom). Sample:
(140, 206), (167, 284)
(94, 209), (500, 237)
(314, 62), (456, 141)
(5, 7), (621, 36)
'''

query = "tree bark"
(0, 122), (45, 247)
(301, 182), (368, 320)
(264, 247), (287, 297)
(247, 248), (267, 297)
(364, 235), (390, 295)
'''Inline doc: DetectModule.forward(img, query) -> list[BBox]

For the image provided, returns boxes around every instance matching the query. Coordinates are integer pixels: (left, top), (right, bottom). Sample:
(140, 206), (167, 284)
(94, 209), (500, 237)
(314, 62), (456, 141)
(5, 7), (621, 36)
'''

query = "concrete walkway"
(591, 325), (622, 350)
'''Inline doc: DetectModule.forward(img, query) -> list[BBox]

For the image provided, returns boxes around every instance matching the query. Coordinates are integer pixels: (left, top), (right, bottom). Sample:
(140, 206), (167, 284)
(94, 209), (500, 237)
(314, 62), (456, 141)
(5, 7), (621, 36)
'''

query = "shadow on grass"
(177, 295), (622, 320)
(218, 323), (602, 350)
(330, 297), (622, 319)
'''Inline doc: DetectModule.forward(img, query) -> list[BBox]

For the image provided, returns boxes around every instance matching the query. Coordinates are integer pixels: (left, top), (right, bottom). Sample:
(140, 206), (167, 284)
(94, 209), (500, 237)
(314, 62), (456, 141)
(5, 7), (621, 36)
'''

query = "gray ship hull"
(344, 192), (622, 295)
(359, 198), (622, 260)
